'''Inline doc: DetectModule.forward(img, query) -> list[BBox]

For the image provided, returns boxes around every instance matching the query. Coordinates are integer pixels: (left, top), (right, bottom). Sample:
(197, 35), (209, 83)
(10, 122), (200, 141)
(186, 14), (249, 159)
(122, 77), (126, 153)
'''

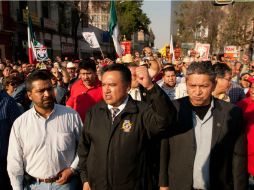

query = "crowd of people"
(1, 46), (254, 190)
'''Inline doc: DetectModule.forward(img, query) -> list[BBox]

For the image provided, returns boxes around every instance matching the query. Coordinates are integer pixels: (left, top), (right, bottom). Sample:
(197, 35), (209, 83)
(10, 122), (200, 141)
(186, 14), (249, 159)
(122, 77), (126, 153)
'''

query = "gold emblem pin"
(121, 120), (133, 132)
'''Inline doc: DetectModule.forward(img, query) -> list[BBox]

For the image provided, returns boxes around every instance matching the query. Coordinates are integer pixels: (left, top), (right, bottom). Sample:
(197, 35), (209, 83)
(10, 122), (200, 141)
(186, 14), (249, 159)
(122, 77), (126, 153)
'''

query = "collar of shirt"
(78, 78), (101, 89)
(162, 83), (176, 90)
(244, 88), (249, 94)
(159, 80), (180, 88)
(31, 104), (56, 119)
(213, 92), (230, 102)
(128, 88), (141, 101)
(156, 79), (163, 87)
(107, 96), (129, 117)
(129, 88), (137, 92)
(193, 98), (215, 124)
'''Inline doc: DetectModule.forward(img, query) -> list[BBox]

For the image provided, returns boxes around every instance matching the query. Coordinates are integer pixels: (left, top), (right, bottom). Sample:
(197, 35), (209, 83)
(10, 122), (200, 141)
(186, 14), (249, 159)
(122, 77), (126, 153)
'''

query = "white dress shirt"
(129, 88), (142, 101)
(7, 104), (83, 190)
(107, 96), (129, 117)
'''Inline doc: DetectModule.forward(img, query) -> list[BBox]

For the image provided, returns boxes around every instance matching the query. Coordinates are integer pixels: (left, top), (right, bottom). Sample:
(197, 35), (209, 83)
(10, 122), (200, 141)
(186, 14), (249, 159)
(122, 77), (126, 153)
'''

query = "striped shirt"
(0, 90), (22, 160)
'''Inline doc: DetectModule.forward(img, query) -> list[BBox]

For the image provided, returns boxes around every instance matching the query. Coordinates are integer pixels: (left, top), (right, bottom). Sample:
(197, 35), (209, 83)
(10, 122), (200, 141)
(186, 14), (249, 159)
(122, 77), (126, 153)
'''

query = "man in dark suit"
(78, 64), (175, 190)
(127, 62), (166, 189)
(159, 62), (248, 190)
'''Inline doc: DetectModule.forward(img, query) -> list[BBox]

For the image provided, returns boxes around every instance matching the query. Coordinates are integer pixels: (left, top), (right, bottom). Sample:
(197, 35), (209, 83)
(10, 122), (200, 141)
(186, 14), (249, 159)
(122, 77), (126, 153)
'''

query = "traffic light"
(214, 0), (234, 5)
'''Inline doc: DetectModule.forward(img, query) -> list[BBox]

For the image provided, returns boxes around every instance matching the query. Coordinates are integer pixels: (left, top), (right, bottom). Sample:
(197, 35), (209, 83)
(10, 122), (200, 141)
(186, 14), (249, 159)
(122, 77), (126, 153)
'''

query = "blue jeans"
(24, 176), (81, 190)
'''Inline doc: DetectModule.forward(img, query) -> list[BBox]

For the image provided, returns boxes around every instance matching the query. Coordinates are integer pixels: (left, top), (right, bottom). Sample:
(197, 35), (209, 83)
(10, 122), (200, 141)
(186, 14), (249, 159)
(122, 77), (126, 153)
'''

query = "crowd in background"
(1, 47), (254, 190)
(1, 48), (254, 110)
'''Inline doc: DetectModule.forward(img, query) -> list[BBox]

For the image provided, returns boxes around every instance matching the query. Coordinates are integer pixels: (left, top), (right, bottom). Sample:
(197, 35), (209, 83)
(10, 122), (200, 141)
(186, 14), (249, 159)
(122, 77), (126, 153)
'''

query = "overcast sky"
(142, 1), (171, 49)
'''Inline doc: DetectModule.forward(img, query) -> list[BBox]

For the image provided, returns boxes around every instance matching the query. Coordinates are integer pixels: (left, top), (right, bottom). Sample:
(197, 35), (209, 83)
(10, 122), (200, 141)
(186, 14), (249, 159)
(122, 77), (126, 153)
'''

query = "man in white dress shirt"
(7, 70), (83, 190)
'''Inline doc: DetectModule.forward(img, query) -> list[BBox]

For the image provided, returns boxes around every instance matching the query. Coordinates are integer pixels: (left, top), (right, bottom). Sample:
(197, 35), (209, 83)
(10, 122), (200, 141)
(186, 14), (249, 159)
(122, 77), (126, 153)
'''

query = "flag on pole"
(27, 16), (35, 64)
(27, 13), (48, 64)
(32, 40), (48, 62)
(82, 32), (100, 48)
(109, 1), (122, 57)
(170, 34), (175, 63)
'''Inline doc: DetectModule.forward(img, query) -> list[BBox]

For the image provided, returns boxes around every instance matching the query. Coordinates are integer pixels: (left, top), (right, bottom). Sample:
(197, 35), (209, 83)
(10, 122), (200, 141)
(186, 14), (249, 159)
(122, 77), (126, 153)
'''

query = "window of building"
(19, 1), (28, 11)
(94, 15), (99, 22)
(42, 1), (49, 18)
(19, 1), (27, 22)
(28, 1), (37, 15)
(102, 15), (108, 22)
(82, 15), (88, 27)
(102, 25), (107, 31)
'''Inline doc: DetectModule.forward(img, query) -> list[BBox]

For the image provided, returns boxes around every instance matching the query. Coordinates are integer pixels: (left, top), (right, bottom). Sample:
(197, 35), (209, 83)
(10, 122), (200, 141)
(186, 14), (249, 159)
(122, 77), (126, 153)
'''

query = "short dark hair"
(163, 63), (174, 68)
(78, 58), (96, 72)
(240, 72), (250, 80)
(162, 66), (176, 76)
(235, 61), (242, 66)
(101, 63), (131, 85)
(25, 70), (52, 92)
(2, 76), (20, 90)
(212, 63), (231, 78)
(186, 62), (216, 83)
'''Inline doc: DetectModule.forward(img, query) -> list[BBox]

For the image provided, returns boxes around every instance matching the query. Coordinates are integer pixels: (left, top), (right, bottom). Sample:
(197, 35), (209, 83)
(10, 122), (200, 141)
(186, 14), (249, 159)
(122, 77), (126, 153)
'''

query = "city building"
(88, 1), (110, 31)
(170, 0), (254, 58)
(0, 1), (113, 62)
(131, 28), (155, 53)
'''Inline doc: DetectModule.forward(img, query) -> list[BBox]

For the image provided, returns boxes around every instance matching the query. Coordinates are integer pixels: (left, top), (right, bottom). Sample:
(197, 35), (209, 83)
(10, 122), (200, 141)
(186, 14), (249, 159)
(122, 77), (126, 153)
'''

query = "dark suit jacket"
(159, 96), (248, 190)
(78, 84), (175, 190)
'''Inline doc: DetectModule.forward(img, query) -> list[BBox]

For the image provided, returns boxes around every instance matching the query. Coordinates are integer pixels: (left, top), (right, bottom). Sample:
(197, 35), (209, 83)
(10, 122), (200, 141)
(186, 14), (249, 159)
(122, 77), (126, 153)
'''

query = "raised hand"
(136, 66), (154, 90)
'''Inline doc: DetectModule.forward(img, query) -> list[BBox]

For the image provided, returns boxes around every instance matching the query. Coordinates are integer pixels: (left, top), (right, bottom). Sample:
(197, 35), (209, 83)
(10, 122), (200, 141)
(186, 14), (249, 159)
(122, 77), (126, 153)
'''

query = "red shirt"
(237, 97), (254, 175)
(66, 79), (103, 122)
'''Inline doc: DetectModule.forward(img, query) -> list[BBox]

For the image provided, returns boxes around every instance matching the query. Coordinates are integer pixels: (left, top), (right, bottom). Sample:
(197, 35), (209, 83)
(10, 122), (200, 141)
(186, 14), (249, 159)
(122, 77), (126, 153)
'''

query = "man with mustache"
(7, 70), (83, 190)
(66, 59), (103, 123)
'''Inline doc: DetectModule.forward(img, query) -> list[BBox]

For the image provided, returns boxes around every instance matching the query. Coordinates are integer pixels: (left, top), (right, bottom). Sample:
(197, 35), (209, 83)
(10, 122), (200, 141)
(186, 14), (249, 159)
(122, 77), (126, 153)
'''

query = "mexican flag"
(109, 1), (122, 57)
(27, 16), (48, 64)
(27, 16), (35, 64)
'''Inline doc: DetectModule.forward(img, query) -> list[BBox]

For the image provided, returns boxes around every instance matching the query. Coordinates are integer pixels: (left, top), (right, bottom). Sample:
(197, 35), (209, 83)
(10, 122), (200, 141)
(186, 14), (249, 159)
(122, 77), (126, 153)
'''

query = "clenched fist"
(136, 66), (154, 90)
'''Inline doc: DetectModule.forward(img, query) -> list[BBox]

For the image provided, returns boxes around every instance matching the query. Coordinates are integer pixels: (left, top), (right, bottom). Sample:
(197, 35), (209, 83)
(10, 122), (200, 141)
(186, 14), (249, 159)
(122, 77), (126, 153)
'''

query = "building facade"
(0, 1), (113, 62)
(88, 1), (110, 31)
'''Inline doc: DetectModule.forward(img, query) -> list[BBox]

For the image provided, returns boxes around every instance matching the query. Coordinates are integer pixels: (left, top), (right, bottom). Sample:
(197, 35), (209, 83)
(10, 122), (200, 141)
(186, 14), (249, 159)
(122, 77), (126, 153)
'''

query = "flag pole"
(170, 34), (175, 64)
(99, 47), (105, 59)
(109, 1), (122, 57)
(26, 6), (33, 64)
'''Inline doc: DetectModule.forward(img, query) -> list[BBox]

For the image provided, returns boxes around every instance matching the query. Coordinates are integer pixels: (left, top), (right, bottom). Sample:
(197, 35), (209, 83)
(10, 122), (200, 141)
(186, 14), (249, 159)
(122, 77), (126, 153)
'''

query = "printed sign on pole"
(82, 32), (100, 49)
(195, 43), (210, 61)
(224, 46), (238, 60)
(32, 40), (48, 62)
(120, 41), (131, 56)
